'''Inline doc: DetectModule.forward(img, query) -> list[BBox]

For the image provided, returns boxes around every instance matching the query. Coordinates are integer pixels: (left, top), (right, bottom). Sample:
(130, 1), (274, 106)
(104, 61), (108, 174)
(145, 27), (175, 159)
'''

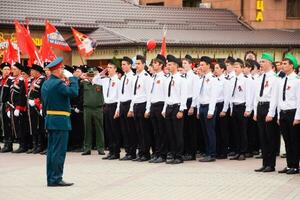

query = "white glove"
(74, 108), (80, 113)
(28, 99), (35, 107)
(63, 69), (73, 78)
(7, 111), (10, 118)
(14, 109), (20, 117)
(40, 110), (43, 116)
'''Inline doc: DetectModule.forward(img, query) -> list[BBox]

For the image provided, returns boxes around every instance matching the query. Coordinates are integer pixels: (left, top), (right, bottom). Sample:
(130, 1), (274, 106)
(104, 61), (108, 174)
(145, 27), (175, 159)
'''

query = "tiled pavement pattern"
(1, 146), (300, 200)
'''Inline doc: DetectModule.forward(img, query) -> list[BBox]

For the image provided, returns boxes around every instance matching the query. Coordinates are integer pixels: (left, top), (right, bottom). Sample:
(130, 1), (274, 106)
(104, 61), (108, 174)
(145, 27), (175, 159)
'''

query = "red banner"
(45, 20), (71, 51)
(71, 27), (94, 57)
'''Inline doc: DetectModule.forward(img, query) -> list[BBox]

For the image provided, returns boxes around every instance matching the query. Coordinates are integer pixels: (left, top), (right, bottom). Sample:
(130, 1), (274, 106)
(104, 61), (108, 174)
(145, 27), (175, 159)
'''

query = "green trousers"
(83, 107), (104, 151)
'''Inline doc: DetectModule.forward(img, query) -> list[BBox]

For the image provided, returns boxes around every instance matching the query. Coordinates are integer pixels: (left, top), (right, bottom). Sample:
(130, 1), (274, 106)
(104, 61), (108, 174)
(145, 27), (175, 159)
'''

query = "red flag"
(71, 27), (94, 57)
(45, 20), (71, 51)
(160, 28), (167, 57)
(2, 38), (19, 65)
(39, 34), (56, 62)
(14, 20), (40, 66)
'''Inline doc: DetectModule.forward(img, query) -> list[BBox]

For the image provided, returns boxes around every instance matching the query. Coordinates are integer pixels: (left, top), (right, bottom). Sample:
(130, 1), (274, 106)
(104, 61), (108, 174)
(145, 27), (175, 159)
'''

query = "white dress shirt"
(162, 72), (188, 113)
(222, 71), (236, 112)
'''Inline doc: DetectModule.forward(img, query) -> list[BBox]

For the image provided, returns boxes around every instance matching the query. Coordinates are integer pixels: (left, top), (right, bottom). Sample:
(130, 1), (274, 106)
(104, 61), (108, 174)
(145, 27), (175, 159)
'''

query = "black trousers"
(68, 111), (84, 150)
(119, 101), (137, 157)
(257, 103), (279, 168)
(231, 104), (248, 155)
(104, 103), (120, 156)
(150, 102), (167, 159)
(183, 98), (197, 157)
(215, 102), (229, 156)
(11, 110), (30, 149)
(165, 104), (184, 160)
(133, 102), (152, 158)
(280, 109), (300, 169)
(1, 105), (12, 146)
(29, 107), (45, 150)
(199, 104), (217, 157)
(247, 111), (260, 153)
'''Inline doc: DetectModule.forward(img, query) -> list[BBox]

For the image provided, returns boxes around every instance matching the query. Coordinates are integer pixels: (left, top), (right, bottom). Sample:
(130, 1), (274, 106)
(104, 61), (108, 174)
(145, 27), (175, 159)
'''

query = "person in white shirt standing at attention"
(146, 54), (168, 164)
(114, 56), (137, 161)
(197, 56), (219, 162)
(129, 55), (153, 162)
(253, 53), (279, 173)
(276, 54), (300, 175)
(229, 58), (252, 161)
(162, 54), (187, 164)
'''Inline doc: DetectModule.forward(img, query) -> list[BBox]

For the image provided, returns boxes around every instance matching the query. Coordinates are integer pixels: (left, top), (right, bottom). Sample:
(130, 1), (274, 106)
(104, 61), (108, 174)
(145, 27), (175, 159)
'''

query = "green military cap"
(284, 53), (299, 69)
(260, 52), (274, 63)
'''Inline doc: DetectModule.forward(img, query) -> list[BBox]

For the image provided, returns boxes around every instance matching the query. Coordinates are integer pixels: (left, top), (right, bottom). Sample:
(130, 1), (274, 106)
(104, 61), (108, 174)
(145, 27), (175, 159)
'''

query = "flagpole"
(79, 54), (85, 65)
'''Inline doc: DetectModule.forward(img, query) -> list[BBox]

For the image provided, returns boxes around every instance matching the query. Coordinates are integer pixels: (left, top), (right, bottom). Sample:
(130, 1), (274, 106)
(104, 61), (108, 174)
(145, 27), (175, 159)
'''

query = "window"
(146, 2), (164, 6)
(286, 0), (300, 18)
(183, 0), (202, 7)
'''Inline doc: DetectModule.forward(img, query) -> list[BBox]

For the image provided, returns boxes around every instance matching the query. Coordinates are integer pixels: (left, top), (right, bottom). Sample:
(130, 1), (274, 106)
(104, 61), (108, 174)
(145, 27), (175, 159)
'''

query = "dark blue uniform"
(41, 74), (78, 185)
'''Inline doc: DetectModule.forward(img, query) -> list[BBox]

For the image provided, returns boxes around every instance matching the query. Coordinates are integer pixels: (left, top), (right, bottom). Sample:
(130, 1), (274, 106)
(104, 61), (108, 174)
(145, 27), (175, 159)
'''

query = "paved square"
(1, 145), (300, 200)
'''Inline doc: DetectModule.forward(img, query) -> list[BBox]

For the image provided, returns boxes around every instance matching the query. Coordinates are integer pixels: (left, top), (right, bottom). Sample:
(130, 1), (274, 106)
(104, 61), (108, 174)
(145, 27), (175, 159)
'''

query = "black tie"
(134, 75), (139, 95)
(168, 76), (173, 97)
(151, 74), (156, 93)
(259, 74), (266, 97)
(107, 78), (111, 97)
(121, 75), (126, 94)
(199, 75), (205, 94)
(283, 77), (288, 101)
(232, 77), (238, 97)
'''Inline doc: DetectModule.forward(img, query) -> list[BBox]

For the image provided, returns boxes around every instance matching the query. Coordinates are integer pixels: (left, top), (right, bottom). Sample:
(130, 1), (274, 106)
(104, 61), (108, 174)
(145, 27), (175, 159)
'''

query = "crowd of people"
(0, 52), (299, 174)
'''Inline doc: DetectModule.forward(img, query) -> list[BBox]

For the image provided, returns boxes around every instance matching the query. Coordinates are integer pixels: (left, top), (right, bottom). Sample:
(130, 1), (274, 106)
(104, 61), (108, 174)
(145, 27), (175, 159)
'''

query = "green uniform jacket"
(82, 80), (104, 108)
(41, 75), (78, 131)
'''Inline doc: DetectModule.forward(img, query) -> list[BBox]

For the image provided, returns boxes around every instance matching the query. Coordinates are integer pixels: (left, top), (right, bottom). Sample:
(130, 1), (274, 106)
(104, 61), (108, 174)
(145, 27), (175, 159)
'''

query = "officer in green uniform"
(81, 67), (105, 156)
(41, 57), (78, 187)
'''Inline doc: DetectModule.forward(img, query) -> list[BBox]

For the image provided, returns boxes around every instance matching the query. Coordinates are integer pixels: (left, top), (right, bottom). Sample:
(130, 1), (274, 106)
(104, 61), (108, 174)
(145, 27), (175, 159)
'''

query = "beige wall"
(140, 0), (182, 7)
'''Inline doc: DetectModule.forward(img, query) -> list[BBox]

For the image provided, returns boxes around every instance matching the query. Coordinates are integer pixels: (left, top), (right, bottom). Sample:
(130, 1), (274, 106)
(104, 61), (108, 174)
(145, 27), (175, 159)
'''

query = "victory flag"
(2, 38), (19, 65)
(39, 34), (56, 63)
(71, 27), (95, 57)
(45, 20), (71, 51)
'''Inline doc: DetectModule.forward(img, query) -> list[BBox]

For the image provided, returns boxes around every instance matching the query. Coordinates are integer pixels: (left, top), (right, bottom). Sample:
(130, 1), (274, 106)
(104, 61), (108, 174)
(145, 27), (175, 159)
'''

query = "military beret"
(166, 54), (180, 65)
(13, 62), (24, 71)
(235, 58), (244, 66)
(136, 55), (146, 63)
(23, 65), (31, 75)
(31, 64), (44, 74)
(80, 64), (88, 73)
(226, 56), (235, 64)
(184, 54), (193, 62)
(200, 56), (212, 65)
(284, 53), (298, 69)
(122, 56), (133, 65)
(0, 62), (11, 69)
(153, 54), (166, 65)
(261, 52), (274, 63)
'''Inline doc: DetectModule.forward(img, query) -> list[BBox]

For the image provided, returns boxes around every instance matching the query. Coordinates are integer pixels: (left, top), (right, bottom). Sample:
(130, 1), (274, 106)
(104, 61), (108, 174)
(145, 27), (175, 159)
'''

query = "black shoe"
(262, 166), (275, 173)
(48, 180), (74, 187)
(26, 148), (35, 154)
(245, 153), (253, 158)
(102, 155), (111, 160)
(12, 147), (27, 153)
(138, 156), (150, 162)
(238, 154), (246, 161)
(255, 166), (266, 172)
(33, 148), (43, 154)
(252, 151), (259, 155)
(286, 168), (299, 175)
(227, 152), (236, 157)
(0, 146), (13, 153)
(98, 150), (105, 155)
(170, 159), (183, 164)
(183, 155), (193, 161)
(278, 167), (289, 174)
(108, 155), (120, 160)
(153, 157), (166, 163)
(166, 159), (175, 164)
(199, 156), (216, 162)
(229, 154), (240, 160)
(72, 148), (84, 153)
(120, 155), (133, 161)
(149, 157), (158, 163)
(40, 149), (47, 155)
(81, 150), (91, 155)
(255, 154), (263, 159)
(132, 156), (141, 161)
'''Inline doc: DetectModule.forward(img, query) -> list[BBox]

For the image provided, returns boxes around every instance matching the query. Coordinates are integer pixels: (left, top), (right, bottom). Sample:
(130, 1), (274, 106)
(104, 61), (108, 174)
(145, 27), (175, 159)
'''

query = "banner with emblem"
(2, 38), (19, 65)
(45, 20), (71, 51)
(71, 27), (96, 57)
